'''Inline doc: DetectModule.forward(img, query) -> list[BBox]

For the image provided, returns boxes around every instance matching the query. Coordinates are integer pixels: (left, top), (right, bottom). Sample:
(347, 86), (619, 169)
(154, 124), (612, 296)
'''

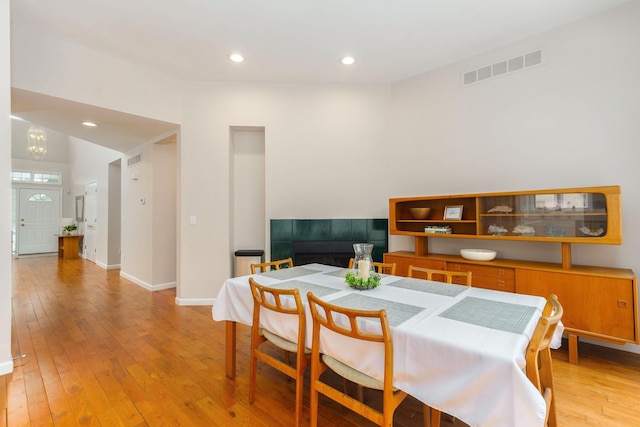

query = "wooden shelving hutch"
(385, 185), (637, 363)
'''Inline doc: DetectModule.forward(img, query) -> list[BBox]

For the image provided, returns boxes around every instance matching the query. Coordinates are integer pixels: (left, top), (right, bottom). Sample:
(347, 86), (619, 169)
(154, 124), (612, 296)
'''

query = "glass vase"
(352, 243), (375, 281)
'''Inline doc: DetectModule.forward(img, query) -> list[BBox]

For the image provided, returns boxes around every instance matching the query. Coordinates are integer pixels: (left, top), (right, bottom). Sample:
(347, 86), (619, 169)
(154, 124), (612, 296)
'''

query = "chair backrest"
(408, 265), (472, 286)
(248, 277), (305, 343)
(307, 292), (394, 391)
(347, 258), (397, 275)
(251, 258), (294, 274)
(525, 294), (563, 427)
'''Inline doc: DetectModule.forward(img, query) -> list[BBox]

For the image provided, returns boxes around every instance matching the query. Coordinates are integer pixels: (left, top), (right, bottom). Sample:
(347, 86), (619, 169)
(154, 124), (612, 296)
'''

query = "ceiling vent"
(462, 49), (543, 87)
(127, 154), (141, 167)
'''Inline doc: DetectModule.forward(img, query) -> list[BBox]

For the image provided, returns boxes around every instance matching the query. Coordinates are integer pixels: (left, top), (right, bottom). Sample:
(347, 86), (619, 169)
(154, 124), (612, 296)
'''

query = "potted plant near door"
(63, 223), (77, 235)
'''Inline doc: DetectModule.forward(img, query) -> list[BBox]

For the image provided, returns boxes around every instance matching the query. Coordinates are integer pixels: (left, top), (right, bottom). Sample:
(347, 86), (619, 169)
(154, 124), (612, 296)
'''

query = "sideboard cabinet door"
(516, 269), (637, 342)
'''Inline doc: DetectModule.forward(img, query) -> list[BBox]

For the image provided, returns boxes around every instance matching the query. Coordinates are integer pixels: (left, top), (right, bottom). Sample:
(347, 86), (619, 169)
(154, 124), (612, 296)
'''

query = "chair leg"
(431, 408), (441, 427)
(249, 348), (257, 403)
(423, 405), (441, 427)
(309, 378), (319, 427)
(249, 333), (266, 404)
(294, 358), (307, 427)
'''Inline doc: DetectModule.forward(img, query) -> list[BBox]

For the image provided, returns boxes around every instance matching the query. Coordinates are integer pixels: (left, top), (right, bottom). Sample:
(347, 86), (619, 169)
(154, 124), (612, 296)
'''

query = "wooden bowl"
(409, 207), (431, 220)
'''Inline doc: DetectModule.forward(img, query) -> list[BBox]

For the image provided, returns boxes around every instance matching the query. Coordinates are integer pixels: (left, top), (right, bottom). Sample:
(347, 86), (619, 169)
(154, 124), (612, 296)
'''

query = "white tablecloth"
(212, 263), (563, 427)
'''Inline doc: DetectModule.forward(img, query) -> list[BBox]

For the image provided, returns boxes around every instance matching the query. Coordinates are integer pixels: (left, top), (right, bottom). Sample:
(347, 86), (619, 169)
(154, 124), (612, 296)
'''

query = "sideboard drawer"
(447, 263), (515, 279)
(471, 275), (515, 292)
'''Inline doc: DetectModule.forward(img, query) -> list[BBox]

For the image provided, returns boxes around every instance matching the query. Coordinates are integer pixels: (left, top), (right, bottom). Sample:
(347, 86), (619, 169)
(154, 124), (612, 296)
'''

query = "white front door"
(84, 182), (98, 262)
(18, 188), (61, 255)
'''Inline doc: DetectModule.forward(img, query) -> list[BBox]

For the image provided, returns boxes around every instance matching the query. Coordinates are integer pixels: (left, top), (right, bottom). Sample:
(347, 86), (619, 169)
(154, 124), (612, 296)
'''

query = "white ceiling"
(9, 0), (631, 152)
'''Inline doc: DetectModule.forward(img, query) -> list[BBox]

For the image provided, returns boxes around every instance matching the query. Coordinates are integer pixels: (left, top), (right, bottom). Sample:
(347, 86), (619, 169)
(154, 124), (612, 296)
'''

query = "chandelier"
(27, 125), (47, 160)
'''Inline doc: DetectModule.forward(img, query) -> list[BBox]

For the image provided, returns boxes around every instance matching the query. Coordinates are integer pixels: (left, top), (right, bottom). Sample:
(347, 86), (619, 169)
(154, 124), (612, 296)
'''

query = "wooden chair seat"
(261, 328), (310, 355)
(322, 354), (387, 391)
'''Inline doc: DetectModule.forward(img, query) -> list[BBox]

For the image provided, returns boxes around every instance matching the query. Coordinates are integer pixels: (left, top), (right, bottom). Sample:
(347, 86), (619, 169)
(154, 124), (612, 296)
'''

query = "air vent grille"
(462, 49), (543, 87)
(127, 154), (141, 167)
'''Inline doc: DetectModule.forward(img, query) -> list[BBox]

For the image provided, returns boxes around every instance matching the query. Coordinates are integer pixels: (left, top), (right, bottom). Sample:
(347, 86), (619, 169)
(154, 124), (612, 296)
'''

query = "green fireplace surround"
(270, 218), (389, 267)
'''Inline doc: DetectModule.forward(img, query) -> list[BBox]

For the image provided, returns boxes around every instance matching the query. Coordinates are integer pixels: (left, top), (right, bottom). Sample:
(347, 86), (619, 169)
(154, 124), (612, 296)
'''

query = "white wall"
(390, 3), (640, 352)
(179, 82), (392, 302)
(1, 0), (13, 375)
(107, 159), (122, 267)
(390, 2), (640, 265)
(121, 144), (153, 286)
(11, 24), (183, 125)
(119, 135), (178, 290)
(152, 140), (177, 287)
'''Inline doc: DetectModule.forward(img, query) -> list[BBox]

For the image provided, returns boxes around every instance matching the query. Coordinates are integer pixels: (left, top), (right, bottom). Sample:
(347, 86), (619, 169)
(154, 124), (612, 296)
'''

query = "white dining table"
(212, 263), (563, 427)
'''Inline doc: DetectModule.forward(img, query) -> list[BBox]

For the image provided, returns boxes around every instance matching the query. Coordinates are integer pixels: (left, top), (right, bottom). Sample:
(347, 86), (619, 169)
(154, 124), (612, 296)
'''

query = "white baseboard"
(175, 297), (215, 306)
(96, 261), (121, 270)
(119, 271), (176, 292)
(0, 359), (13, 375)
(152, 281), (177, 291)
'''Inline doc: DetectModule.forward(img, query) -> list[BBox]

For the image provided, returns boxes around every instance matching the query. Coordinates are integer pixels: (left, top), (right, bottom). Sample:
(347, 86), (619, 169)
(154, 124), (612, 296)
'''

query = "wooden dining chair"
(307, 291), (416, 427)
(525, 294), (563, 427)
(348, 258), (397, 275)
(250, 257), (294, 274)
(248, 278), (309, 427)
(408, 265), (472, 286)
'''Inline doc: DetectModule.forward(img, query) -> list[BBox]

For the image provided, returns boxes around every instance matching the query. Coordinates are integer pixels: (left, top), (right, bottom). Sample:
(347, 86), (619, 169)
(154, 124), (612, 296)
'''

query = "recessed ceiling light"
(340, 56), (356, 66)
(82, 121), (98, 127)
(229, 53), (245, 63)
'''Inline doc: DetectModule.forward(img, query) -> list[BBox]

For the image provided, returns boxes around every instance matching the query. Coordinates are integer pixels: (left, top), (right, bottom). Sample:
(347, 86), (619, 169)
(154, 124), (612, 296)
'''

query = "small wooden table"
(56, 234), (83, 259)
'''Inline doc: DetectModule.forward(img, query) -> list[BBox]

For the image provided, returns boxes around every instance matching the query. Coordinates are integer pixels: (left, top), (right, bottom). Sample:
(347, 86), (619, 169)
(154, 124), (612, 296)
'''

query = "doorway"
(17, 188), (61, 255)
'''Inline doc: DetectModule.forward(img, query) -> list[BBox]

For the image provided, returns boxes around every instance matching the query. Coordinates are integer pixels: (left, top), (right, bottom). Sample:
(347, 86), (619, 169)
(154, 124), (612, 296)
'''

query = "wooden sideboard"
(386, 186), (638, 363)
(56, 234), (83, 259)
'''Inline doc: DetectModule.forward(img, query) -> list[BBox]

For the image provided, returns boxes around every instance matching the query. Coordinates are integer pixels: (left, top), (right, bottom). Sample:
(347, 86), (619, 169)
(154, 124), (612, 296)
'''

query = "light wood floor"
(5, 256), (640, 426)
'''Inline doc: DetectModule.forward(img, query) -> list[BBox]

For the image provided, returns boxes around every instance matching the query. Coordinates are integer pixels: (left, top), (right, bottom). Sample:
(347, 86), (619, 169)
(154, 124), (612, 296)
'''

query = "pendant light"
(27, 125), (47, 160)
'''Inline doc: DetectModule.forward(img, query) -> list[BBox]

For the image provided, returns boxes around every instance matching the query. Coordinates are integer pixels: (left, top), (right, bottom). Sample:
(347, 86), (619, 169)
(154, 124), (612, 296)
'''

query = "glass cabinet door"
(478, 192), (608, 238)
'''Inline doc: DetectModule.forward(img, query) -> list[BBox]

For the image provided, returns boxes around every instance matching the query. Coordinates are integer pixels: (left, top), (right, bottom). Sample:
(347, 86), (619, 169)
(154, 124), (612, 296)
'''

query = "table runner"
(329, 293), (425, 327)
(256, 266), (319, 280)
(323, 268), (351, 278)
(387, 277), (467, 297)
(438, 296), (537, 334)
(270, 280), (340, 299)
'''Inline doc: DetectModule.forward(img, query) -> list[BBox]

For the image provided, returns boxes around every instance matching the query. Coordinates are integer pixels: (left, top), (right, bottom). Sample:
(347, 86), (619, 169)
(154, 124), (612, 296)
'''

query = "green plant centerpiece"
(63, 223), (77, 235)
(345, 270), (381, 290)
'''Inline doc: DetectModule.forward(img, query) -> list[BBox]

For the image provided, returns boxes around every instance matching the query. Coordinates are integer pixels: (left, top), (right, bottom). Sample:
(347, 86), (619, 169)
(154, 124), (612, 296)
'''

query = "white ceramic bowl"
(460, 249), (497, 261)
